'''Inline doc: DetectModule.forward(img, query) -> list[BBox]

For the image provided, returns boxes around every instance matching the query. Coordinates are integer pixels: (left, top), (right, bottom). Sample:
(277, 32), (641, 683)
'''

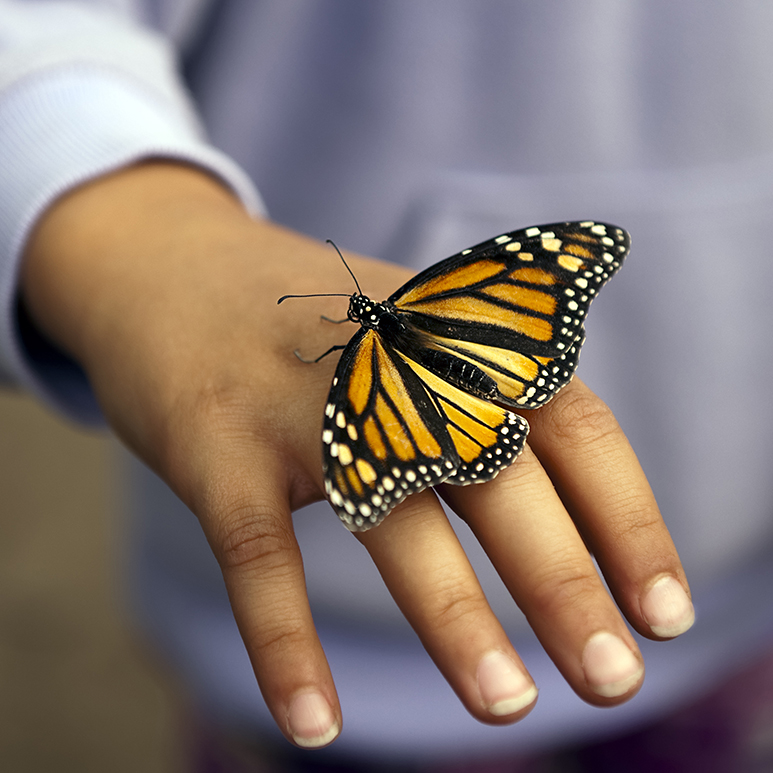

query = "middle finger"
(357, 488), (539, 724)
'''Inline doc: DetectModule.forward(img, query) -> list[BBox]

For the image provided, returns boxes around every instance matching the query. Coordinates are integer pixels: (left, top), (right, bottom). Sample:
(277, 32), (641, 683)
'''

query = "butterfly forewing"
(389, 221), (629, 408)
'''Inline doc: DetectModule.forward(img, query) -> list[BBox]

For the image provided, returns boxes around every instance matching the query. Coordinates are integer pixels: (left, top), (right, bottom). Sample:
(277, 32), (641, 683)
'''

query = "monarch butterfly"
(279, 221), (630, 531)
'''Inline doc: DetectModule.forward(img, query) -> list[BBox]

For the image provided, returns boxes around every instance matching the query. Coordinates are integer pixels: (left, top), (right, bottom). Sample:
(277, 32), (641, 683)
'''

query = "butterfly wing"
(323, 327), (528, 531)
(397, 354), (529, 488)
(322, 327), (456, 530)
(389, 221), (629, 409)
(320, 220), (628, 529)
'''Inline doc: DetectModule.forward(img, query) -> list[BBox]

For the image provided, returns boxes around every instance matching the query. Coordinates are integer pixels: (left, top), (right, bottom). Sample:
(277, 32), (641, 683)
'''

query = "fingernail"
(641, 575), (695, 638)
(582, 632), (643, 698)
(287, 691), (339, 748)
(477, 651), (538, 716)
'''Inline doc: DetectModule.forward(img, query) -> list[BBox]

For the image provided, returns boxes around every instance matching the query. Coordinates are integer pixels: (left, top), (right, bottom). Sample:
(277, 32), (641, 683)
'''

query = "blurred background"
(0, 391), (182, 772)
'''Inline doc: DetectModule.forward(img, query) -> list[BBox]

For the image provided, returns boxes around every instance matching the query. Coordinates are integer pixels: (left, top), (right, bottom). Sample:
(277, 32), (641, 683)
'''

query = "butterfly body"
(346, 293), (498, 400)
(308, 221), (630, 531)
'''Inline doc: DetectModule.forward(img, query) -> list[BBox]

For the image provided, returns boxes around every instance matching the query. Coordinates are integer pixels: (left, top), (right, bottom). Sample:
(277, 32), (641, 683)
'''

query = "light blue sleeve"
(0, 0), (265, 423)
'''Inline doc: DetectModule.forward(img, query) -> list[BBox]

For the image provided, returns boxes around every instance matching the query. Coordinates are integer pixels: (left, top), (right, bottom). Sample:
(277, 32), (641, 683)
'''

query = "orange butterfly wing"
(389, 221), (629, 408)
(317, 221), (629, 530)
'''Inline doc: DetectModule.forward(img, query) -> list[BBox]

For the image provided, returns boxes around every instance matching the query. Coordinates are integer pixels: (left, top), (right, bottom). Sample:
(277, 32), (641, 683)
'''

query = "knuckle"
(216, 500), (298, 573)
(156, 377), (264, 482)
(187, 376), (261, 440)
(430, 575), (490, 632)
(252, 621), (310, 657)
(543, 386), (619, 450)
(529, 555), (601, 615)
(605, 505), (664, 543)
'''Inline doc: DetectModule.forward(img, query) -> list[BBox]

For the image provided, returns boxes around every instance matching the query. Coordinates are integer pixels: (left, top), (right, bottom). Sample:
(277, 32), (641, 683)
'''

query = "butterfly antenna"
(326, 239), (363, 295)
(277, 292), (350, 304)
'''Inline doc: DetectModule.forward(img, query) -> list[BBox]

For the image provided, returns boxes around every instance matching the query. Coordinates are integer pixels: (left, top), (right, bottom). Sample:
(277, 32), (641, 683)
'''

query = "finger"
(357, 489), (539, 723)
(192, 446), (341, 749)
(442, 446), (645, 705)
(525, 378), (694, 640)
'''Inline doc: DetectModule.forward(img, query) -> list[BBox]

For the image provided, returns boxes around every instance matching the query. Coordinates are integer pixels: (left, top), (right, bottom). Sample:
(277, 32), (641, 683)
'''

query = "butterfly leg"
(320, 315), (349, 324)
(293, 344), (347, 363)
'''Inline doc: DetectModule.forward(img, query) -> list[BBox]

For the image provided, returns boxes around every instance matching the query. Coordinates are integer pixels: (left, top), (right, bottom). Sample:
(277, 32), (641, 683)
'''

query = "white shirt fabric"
(2, 0), (773, 762)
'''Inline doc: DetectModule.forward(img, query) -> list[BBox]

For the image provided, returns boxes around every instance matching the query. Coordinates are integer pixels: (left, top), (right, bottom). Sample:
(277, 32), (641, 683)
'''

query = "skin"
(21, 161), (691, 748)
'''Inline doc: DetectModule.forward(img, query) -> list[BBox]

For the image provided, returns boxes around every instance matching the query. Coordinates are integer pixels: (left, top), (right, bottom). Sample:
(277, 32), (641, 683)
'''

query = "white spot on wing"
(337, 444), (353, 465)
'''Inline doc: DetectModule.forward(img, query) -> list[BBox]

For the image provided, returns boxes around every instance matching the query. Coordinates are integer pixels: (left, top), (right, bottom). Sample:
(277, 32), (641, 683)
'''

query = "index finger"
(177, 433), (343, 750)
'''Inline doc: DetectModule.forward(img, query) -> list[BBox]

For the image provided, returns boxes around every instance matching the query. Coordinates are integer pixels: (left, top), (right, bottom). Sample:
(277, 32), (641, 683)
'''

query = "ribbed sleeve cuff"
(0, 68), (265, 423)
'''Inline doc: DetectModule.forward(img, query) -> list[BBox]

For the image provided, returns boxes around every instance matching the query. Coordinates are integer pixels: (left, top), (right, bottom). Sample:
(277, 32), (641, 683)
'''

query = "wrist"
(21, 161), (253, 374)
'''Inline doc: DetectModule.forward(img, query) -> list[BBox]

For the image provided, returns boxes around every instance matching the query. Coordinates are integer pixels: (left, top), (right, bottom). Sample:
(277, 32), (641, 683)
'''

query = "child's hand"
(22, 162), (693, 748)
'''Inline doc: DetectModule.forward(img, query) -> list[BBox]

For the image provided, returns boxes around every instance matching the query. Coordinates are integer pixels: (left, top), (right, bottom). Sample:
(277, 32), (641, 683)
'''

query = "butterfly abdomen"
(358, 302), (498, 399)
(419, 348), (498, 400)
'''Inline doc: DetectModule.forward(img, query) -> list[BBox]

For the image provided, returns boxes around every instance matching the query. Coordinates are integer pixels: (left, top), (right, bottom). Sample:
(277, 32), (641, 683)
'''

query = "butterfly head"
(348, 293), (395, 330)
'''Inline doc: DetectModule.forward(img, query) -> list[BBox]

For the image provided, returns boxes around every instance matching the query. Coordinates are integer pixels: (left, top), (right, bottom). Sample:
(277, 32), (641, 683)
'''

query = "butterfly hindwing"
(389, 221), (629, 409)
(398, 355), (530, 487)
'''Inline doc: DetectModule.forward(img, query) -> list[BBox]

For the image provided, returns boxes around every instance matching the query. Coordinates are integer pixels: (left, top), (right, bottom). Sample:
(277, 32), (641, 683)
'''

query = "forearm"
(0, 1), (261, 419)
